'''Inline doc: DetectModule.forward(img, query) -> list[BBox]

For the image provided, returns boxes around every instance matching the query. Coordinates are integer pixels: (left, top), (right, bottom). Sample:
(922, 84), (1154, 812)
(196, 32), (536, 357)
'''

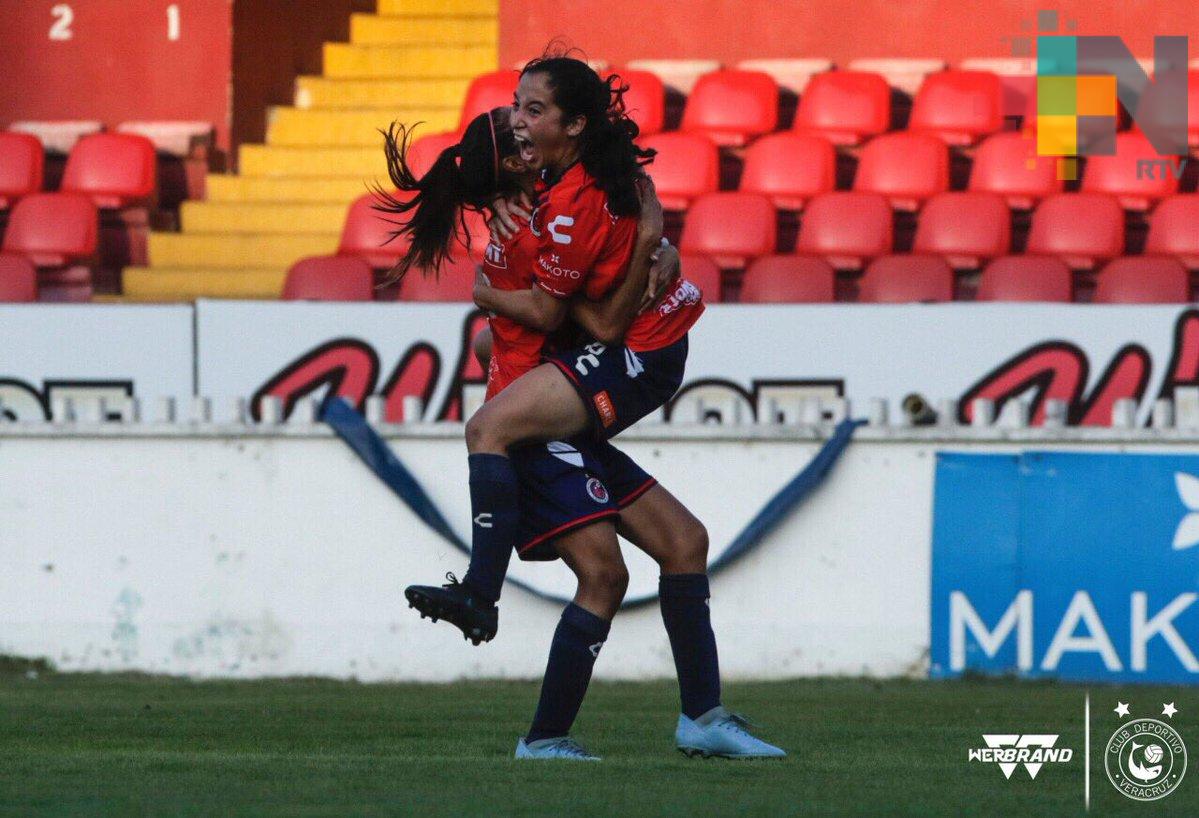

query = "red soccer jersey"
(532, 164), (704, 352)
(481, 216), (547, 399)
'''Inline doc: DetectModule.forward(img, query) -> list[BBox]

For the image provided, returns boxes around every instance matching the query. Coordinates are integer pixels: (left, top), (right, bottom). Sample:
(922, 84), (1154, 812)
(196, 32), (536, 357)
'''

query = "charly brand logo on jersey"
(547, 214), (574, 245)
(528, 205), (543, 237)
(1106, 702), (1187, 802)
(585, 477), (609, 504)
(968, 735), (1073, 779)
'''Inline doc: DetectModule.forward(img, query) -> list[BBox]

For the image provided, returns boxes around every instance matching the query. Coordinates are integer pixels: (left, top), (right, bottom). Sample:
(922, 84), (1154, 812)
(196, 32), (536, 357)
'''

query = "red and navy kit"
(531, 163), (703, 437)
(480, 217), (655, 561)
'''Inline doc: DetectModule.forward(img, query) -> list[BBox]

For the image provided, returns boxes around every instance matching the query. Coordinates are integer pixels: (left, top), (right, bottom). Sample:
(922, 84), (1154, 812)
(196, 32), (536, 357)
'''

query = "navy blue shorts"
(512, 437), (656, 561)
(545, 335), (689, 439)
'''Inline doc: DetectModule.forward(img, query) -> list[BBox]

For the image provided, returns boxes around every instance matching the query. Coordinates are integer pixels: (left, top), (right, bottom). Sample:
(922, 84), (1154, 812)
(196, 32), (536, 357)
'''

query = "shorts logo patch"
(594, 390), (617, 428)
(586, 477), (609, 504)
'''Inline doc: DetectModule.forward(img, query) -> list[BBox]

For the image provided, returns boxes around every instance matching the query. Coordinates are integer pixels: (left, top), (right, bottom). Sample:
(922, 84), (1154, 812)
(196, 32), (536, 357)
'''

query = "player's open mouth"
(513, 133), (536, 163)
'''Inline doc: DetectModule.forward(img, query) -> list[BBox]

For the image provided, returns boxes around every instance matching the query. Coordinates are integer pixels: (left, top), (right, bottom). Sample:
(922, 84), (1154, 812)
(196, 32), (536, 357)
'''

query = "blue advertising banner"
(931, 452), (1199, 683)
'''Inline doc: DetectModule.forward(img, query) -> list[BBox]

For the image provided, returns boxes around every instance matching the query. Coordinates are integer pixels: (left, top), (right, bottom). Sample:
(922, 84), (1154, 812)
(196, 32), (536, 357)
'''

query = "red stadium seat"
(1081, 132), (1180, 211)
(858, 255), (955, 303)
(795, 191), (893, 269)
(847, 58), (946, 98)
(0, 132), (44, 209)
(976, 256), (1073, 302)
(609, 70), (666, 136)
(283, 256), (375, 301)
(793, 71), (891, 145)
(0, 253), (38, 302)
(640, 132), (720, 210)
(909, 71), (1004, 146)
(398, 253), (476, 301)
(738, 133), (835, 210)
(853, 132), (949, 211)
(968, 132), (1062, 209)
(679, 192), (776, 268)
(407, 131), (459, 178)
(339, 192), (410, 268)
(913, 192), (1011, 269)
(740, 255), (836, 303)
(1190, 70), (1199, 148)
(1, 192), (97, 267)
(681, 70), (779, 147)
(60, 133), (156, 209)
(459, 70), (519, 132)
(1145, 195), (1199, 269)
(1094, 257), (1190, 303)
(1025, 193), (1125, 269)
(679, 254), (723, 303)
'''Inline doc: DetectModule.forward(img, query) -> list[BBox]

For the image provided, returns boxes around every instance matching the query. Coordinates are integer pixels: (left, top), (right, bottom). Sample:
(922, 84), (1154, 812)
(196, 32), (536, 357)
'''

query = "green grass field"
(0, 658), (1194, 817)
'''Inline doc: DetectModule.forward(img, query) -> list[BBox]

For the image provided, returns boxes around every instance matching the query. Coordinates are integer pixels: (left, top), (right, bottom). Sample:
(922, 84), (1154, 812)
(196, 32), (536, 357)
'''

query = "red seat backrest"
(976, 255), (1073, 302)
(793, 71), (891, 145)
(1081, 131), (1180, 211)
(407, 131), (460, 179)
(681, 69), (779, 147)
(1189, 70), (1199, 146)
(913, 192), (1011, 269)
(0, 132), (44, 208)
(679, 192), (776, 268)
(1025, 193), (1125, 269)
(609, 69), (666, 136)
(968, 132), (1062, 209)
(740, 255), (836, 303)
(795, 191), (893, 269)
(1, 192), (98, 266)
(61, 133), (156, 208)
(398, 253), (477, 301)
(679, 254), (723, 303)
(739, 132), (836, 210)
(640, 132), (720, 210)
(283, 255), (375, 301)
(339, 192), (411, 268)
(909, 70), (1004, 145)
(1094, 256), (1190, 303)
(854, 131), (949, 210)
(1145, 194), (1199, 269)
(459, 70), (519, 132)
(858, 254), (955, 302)
(0, 253), (38, 302)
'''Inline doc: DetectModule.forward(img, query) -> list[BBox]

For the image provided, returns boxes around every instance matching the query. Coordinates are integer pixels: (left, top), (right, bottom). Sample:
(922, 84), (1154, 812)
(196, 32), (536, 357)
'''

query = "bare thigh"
(617, 484), (709, 575)
(466, 362), (591, 454)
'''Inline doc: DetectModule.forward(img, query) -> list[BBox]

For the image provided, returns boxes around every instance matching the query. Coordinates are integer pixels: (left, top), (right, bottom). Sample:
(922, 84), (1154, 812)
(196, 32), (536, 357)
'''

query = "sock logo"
(589, 640), (604, 658)
(473, 513), (493, 528)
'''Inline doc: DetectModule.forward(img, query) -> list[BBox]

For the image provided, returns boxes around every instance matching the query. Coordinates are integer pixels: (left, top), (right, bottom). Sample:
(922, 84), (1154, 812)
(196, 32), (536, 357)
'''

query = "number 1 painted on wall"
(167, 4), (180, 41)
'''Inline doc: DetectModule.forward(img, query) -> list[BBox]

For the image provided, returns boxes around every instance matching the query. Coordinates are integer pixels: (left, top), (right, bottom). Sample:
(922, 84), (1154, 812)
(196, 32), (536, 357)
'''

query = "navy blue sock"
(526, 603), (611, 742)
(462, 453), (518, 603)
(659, 573), (721, 719)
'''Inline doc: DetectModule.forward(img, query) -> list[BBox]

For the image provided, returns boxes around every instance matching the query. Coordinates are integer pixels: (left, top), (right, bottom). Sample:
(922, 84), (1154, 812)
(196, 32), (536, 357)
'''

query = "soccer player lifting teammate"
(375, 55), (784, 760)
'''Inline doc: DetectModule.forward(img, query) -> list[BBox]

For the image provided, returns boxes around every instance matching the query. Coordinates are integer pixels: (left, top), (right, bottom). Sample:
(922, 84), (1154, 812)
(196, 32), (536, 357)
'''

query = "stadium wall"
(1, 421), (1195, 682)
(498, 0), (1199, 69)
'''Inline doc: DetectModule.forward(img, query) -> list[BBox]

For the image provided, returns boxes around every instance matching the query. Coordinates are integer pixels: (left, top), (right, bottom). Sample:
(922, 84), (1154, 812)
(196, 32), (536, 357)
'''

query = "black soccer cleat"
(404, 572), (498, 645)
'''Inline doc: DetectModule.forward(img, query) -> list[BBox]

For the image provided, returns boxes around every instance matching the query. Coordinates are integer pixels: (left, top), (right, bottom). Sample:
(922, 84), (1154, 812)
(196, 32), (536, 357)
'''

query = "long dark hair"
(520, 56), (655, 217)
(372, 109), (518, 282)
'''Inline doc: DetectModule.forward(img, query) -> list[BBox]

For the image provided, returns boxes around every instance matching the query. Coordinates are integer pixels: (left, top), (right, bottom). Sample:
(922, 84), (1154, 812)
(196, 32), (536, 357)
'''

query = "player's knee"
(464, 410), (502, 454)
(679, 519), (709, 568)
(580, 559), (629, 602)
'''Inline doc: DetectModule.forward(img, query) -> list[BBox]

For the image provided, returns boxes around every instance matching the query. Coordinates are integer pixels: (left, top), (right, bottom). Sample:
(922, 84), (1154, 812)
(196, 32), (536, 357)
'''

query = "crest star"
(1163, 702), (1179, 718)
(1114, 702), (1131, 718)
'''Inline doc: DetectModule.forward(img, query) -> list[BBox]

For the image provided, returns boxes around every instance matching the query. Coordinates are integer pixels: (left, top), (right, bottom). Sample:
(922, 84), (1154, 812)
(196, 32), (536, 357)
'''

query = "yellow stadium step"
(181, 202), (350, 234)
(350, 14), (496, 46)
(378, 0), (497, 15)
(206, 175), (375, 204)
(267, 107), (458, 147)
(124, 267), (288, 301)
(149, 232), (338, 269)
(323, 44), (495, 79)
(295, 77), (471, 110)
(238, 145), (388, 178)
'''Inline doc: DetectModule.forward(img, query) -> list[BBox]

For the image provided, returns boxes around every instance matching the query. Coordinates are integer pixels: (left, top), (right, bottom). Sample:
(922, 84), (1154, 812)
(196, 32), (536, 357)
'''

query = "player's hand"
(635, 175), (664, 243)
(640, 244), (680, 312)
(487, 192), (533, 241)
(473, 267), (493, 309)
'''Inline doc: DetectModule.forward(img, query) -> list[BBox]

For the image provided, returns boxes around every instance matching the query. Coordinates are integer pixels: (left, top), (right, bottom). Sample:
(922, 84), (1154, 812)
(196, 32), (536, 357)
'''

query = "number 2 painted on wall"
(49, 4), (74, 41)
